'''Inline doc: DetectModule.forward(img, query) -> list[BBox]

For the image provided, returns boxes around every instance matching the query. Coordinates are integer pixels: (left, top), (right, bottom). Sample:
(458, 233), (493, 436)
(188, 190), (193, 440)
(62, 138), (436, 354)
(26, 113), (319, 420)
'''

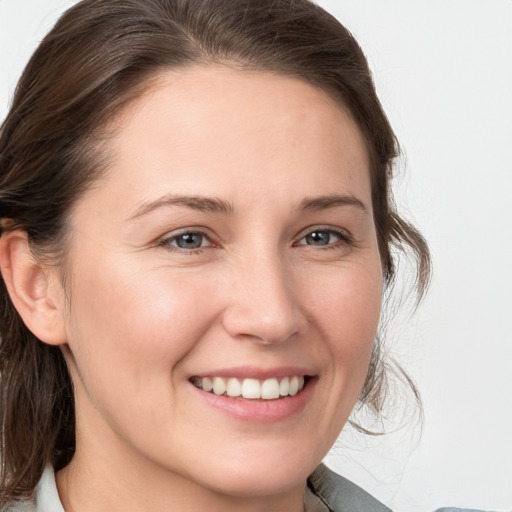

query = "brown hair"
(0, 0), (430, 503)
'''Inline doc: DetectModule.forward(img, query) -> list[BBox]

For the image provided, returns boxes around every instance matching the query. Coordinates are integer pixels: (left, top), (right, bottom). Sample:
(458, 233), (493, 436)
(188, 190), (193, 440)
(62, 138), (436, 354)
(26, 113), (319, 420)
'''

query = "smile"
(191, 376), (307, 400)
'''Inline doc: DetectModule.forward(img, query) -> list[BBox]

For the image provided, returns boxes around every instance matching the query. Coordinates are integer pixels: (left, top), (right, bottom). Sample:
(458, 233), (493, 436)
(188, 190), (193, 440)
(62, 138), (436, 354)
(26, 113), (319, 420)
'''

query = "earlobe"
(0, 229), (67, 346)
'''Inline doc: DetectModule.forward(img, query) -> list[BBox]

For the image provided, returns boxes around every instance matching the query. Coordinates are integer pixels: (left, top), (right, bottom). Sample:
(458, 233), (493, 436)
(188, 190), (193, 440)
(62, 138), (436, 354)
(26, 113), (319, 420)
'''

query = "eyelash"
(157, 227), (353, 254)
(293, 227), (353, 249)
(157, 229), (214, 254)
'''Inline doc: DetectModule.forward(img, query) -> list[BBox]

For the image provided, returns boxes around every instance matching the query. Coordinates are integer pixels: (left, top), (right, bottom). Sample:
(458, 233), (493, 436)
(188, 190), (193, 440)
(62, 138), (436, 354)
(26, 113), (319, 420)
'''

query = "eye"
(296, 228), (349, 247)
(159, 230), (213, 251)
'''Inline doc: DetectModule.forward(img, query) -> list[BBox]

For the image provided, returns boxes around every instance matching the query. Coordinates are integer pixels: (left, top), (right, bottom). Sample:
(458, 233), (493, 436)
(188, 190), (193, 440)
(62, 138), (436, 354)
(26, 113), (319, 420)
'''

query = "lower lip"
(190, 378), (317, 423)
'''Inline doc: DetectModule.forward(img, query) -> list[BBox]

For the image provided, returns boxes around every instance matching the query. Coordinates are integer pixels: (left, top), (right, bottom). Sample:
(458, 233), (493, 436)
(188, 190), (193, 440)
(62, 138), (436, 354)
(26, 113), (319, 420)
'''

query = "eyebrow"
(128, 193), (368, 221)
(298, 195), (369, 215)
(128, 194), (233, 220)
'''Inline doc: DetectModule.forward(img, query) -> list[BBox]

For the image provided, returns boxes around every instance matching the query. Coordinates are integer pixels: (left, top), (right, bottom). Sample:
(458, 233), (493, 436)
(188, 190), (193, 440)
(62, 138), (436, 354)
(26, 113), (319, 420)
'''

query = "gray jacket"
(308, 464), (492, 512)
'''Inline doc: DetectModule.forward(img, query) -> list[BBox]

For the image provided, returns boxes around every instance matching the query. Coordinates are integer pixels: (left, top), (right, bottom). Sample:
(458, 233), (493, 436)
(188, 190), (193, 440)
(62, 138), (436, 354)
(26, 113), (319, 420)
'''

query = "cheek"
(307, 258), (382, 342)
(306, 258), (382, 390)
(339, 274), (381, 374)
(61, 259), (229, 449)
(63, 258), (221, 390)
(333, 278), (381, 361)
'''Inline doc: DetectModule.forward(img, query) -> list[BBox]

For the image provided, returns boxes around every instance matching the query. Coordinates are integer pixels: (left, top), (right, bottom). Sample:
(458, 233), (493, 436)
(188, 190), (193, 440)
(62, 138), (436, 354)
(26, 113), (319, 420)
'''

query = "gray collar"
(307, 463), (391, 512)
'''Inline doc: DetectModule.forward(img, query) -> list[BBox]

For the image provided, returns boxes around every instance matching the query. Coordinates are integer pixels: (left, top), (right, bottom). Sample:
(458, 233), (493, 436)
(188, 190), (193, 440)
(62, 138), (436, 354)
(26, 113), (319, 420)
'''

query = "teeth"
(212, 377), (226, 395)
(202, 377), (213, 392)
(242, 378), (261, 399)
(289, 376), (299, 396)
(226, 378), (242, 397)
(193, 375), (306, 400)
(279, 377), (290, 396)
(261, 378), (280, 399)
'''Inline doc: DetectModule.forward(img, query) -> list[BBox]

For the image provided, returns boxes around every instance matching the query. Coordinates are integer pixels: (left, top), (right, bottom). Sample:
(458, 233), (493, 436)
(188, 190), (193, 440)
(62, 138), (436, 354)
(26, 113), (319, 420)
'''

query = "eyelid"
(293, 225), (352, 244)
(156, 227), (218, 251)
(295, 224), (352, 240)
(154, 225), (353, 252)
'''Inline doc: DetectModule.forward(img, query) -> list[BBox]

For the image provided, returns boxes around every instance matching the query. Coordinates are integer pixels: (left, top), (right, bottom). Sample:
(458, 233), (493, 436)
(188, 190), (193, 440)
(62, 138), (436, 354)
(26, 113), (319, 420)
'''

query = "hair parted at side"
(0, 0), (431, 503)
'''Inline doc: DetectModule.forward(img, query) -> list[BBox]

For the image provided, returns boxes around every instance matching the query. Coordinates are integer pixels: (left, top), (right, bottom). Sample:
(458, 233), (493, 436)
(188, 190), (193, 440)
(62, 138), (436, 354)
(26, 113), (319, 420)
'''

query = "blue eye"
(173, 233), (205, 249)
(297, 229), (346, 247)
(161, 231), (210, 251)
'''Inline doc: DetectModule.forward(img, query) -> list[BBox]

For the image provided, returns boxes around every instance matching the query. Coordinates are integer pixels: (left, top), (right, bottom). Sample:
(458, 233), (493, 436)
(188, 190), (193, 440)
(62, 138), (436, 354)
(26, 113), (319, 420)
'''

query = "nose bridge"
(222, 247), (301, 344)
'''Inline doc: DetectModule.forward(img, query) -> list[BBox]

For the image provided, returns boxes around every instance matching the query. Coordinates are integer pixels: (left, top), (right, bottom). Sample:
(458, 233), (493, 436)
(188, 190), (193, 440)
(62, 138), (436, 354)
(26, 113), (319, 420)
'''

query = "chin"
(186, 447), (320, 498)
(203, 468), (308, 498)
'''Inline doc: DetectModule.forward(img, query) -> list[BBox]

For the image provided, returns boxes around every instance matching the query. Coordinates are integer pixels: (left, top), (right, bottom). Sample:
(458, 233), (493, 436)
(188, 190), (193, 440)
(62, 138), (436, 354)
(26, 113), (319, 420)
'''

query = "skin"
(35, 66), (382, 511)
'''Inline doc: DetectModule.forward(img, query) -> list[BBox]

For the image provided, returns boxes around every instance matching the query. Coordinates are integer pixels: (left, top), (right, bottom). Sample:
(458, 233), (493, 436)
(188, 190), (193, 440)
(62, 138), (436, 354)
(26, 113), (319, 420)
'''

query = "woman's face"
(58, 66), (383, 498)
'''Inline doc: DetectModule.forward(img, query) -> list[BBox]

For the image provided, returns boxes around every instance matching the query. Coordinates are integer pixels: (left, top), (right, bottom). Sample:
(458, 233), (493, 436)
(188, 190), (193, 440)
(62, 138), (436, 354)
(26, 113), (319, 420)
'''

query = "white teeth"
(212, 377), (226, 395)
(194, 375), (307, 400)
(226, 378), (242, 397)
(261, 378), (280, 399)
(242, 378), (261, 399)
(202, 377), (213, 392)
(279, 377), (290, 396)
(289, 376), (299, 396)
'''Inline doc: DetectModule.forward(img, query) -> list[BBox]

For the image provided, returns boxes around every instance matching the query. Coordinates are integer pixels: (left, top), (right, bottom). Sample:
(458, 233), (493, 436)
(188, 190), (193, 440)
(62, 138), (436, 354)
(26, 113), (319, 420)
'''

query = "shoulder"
(308, 463), (391, 512)
(1, 465), (63, 512)
(308, 465), (498, 512)
(0, 500), (36, 512)
(433, 509), (501, 512)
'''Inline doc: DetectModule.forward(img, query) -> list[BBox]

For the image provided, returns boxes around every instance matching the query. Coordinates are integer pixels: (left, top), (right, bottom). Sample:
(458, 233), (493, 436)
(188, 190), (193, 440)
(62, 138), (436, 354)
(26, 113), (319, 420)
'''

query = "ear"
(0, 229), (67, 346)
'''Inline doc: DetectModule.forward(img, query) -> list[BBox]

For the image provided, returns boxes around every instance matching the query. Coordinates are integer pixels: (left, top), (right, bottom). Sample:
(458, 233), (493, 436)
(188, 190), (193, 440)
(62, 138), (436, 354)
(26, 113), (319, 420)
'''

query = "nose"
(221, 254), (303, 345)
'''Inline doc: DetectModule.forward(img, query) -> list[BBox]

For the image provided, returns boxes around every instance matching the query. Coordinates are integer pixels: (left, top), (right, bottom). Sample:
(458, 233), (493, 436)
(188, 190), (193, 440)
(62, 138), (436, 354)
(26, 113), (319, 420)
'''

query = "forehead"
(81, 65), (372, 217)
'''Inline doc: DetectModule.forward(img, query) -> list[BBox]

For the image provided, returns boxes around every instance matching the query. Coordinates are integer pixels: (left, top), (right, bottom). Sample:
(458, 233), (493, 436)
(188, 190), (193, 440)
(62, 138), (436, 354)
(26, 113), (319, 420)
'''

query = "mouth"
(189, 370), (317, 422)
(190, 375), (310, 400)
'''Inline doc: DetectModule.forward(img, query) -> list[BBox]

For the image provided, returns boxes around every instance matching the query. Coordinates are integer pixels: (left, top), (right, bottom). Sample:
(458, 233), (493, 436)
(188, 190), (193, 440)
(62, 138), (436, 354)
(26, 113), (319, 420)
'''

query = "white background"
(1, 1), (511, 511)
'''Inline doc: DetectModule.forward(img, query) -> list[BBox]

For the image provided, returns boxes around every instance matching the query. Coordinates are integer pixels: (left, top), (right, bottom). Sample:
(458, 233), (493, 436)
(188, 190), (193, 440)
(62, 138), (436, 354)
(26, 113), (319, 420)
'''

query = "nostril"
(221, 304), (301, 345)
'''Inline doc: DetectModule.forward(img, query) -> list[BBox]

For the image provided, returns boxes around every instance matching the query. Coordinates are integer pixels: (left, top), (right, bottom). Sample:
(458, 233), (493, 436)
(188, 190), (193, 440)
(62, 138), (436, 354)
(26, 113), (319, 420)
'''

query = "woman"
(0, 0), (469, 510)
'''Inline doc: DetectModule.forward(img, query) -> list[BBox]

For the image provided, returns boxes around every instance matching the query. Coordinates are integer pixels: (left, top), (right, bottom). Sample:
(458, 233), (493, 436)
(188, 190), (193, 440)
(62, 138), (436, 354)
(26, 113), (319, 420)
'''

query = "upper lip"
(189, 366), (316, 380)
